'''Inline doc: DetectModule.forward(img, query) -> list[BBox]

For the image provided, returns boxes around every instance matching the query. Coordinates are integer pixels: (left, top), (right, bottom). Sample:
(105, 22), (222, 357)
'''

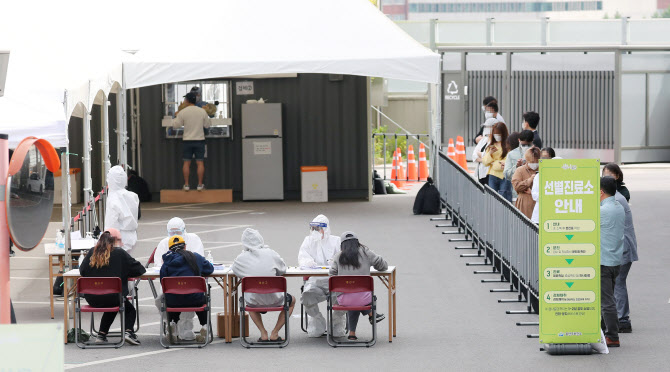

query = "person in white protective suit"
(153, 217), (205, 341)
(298, 215), (347, 337)
(104, 166), (139, 253)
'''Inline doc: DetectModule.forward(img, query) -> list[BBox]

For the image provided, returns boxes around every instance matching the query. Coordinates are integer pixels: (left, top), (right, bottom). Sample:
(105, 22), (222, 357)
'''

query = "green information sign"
(539, 159), (600, 344)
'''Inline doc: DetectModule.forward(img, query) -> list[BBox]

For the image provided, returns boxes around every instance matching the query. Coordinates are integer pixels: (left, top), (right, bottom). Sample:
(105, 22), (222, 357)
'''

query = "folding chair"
(159, 276), (213, 348)
(327, 275), (376, 348)
(74, 277), (125, 349)
(239, 276), (290, 348)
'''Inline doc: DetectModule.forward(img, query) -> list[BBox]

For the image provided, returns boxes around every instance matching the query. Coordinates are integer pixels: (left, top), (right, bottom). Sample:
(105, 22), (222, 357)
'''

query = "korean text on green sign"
(539, 159), (600, 344)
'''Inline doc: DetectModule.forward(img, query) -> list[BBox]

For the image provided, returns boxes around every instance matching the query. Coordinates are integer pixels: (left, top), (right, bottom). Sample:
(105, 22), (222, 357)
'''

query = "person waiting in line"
(603, 163), (630, 202)
(599, 177), (625, 347)
(153, 217), (205, 341)
(472, 118), (497, 187)
(173, 92), (211, 191)
(483, 122), (512, 202)
(298, 214), (347, 337)
(105, 166), (139, 254)
(160, 235), (214, 344)
(232, 228), (295, 342)
(329, 232), (387, 341)
(79, 228), (146, 345)
(512, 147), (540, 219)
(504, 130), (535, 184)
(603, 169), (638, 334)
(522, 111), (542, 148)
(540, 147), (556, 160)
(502, 131), (520, 200)
(474, 96), (506, 145)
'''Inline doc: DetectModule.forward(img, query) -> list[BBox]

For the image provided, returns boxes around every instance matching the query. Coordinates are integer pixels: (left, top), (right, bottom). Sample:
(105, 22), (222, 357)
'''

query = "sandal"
(257, 337), (269, 342)
(348, 335), (358, 340)
(270, 336), (284, 342)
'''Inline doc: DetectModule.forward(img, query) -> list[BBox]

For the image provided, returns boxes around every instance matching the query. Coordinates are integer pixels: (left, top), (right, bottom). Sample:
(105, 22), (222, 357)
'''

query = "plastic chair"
(74, 277), (125, 349)
(159, 276), (213, 348)
(239, 276), (290, 348)
(327, 275), (376, 348)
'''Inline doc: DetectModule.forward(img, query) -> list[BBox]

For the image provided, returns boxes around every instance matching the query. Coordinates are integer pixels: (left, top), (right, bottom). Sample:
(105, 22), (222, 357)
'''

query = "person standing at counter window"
(173, 92), (211, 191)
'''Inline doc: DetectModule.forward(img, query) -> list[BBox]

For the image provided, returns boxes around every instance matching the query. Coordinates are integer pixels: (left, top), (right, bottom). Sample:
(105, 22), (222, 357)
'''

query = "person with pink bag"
(329, 232), (388, 341)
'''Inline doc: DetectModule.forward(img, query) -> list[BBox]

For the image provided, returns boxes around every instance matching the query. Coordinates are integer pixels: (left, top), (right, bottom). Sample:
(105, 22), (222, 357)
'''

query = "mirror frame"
(5, 137), (60, 250)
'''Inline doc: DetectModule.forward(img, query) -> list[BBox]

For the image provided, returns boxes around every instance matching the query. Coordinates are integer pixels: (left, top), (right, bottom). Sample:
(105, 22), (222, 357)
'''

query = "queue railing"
(436, 151), (540, 322)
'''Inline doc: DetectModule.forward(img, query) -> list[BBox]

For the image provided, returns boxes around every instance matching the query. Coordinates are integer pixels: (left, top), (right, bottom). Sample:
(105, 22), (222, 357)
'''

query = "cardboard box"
(217, 312), (249, 338)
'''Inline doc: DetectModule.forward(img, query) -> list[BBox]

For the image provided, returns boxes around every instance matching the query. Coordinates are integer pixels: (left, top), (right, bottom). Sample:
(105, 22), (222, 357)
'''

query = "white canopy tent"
(3, 0), (441, 253)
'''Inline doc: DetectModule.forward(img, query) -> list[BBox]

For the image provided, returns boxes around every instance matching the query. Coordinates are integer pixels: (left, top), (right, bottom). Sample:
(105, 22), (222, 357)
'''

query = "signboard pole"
(539, 158), (601, 345)
(0, 133), (9, 324)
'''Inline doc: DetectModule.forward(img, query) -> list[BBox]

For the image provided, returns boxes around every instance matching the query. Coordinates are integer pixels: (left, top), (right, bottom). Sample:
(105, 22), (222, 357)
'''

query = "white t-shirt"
(173, 105), (211, 141)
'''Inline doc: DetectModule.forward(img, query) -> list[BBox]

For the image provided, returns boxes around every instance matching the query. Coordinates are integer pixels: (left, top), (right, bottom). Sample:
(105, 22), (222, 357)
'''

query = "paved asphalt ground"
(8, 166), (669, 371)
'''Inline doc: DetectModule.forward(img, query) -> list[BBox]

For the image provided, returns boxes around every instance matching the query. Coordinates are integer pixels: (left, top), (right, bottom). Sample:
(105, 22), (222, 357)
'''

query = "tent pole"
(118, 89), (128, 170)
(102, 99), (111, 184)
(130, 89), (136, 170)
(0, 134), (10, 324)
(83, 110), (93, 232)
(136, 88), (142, 175)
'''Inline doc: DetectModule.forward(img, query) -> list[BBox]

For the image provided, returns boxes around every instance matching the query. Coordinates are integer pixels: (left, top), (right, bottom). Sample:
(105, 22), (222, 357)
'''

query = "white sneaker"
(183, 185), (190, 191)
(196, 184), (205, 191)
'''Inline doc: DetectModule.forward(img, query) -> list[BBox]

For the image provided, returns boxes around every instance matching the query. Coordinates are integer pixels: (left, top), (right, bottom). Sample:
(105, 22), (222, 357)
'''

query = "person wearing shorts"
(173, 92), (211, 191)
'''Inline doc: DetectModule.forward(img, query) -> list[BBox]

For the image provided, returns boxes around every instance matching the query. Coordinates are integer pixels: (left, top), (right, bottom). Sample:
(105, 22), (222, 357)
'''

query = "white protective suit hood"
(298, 214), (341, 268)
(242, 228), (266, 252)
(167, 217), (186, 236)
(104, 165), (139, 252)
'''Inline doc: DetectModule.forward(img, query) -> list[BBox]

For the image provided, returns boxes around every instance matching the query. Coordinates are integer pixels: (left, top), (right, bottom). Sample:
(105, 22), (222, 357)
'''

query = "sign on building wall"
(236, 81), (254, 95)
(538, 159), (601, 344)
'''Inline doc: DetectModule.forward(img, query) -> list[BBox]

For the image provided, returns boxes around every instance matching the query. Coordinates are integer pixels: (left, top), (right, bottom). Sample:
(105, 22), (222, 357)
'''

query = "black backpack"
(413, 177), (441, 215)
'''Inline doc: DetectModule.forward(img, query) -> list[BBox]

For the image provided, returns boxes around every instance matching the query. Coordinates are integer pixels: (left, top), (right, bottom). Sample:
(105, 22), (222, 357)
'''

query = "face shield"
(309, 222), (327, 241)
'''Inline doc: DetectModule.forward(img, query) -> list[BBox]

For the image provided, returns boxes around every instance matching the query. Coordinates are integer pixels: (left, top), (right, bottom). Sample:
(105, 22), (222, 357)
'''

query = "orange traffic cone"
(397, 148), (406, 181)
(456, 135), (473, 173)
(391, 149), (405, 188)
(447, 138), (456, 161)
(407, 145), (418, 181)
(390, 149), (398, 181)
(419, 143), (429, 181)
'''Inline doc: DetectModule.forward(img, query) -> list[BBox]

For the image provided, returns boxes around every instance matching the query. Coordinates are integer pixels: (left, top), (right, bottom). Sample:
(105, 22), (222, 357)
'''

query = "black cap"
(183, 92), (197, 104)
(190, 86), (201, 93)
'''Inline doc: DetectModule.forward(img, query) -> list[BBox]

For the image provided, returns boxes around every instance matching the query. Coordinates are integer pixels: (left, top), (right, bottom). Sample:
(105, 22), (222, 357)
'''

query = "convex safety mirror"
(6, 137), (60, 250)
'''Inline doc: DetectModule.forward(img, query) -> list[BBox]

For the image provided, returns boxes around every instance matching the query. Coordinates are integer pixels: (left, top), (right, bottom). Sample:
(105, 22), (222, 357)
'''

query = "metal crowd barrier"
(73, 187), (107, 239)
(435, 151), (540, 332)
(371, 133), (430, 181)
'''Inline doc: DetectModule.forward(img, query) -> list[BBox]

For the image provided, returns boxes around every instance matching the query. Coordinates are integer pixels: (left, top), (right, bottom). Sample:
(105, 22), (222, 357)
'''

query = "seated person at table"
(330, 232), (387, 341)
(232, 228), (295, 342)
(153, 217), (205, 340)
(159, 235), (214, 343)
(298, 214), (346, 337)
(79, 228), (146, 345)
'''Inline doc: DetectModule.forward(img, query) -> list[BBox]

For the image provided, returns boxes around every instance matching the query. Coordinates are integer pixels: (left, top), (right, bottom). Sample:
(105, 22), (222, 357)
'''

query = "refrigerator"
(242, 103), (284, 200)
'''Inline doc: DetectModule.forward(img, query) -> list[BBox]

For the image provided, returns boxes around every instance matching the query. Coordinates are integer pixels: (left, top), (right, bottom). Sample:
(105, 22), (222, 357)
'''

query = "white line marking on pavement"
(12, 301), (52, 305)
(64, 339), (228, 369)
(141, 211), (252, 225)
(9, 257), (48, 260)
(9, 277), (50, 280)
(137, 226), (250, 242)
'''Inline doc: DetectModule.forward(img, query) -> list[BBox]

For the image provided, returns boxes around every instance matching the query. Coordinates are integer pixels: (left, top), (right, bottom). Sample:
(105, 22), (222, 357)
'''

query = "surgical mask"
(494, 134), (502, 142)
(485, 112), (494, 119)
(310, 230), (322, 241)
(519, 145), (530, 152)
(528, 163), (539, 170)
